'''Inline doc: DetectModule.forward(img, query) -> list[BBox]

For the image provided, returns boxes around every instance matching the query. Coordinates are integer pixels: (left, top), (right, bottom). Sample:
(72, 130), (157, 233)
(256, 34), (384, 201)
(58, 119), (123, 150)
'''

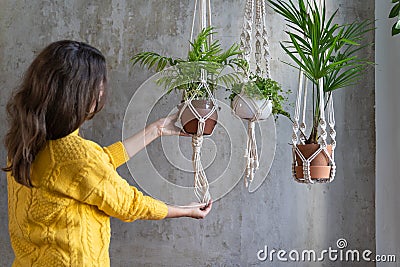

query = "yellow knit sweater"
(7, 129), (168, 267)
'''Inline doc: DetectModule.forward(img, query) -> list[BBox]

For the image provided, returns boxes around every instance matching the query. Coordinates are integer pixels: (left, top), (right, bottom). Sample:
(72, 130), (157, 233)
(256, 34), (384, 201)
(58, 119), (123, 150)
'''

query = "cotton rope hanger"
(233, 0), (272, 188)
(291, 0), (336, 184)
(177, 0), (216, 204)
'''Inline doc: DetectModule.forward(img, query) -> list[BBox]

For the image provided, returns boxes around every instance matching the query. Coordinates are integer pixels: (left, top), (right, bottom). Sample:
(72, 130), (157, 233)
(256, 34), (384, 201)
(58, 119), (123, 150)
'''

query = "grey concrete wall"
(375, 1), (400, 266)
(0, 0), (375, 266)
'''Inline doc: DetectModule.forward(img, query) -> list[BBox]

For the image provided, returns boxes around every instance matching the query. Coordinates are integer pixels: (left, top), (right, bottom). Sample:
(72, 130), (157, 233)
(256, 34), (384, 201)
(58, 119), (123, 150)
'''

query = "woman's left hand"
(155, 113), (189, 137)
(166, 200), (212, 219)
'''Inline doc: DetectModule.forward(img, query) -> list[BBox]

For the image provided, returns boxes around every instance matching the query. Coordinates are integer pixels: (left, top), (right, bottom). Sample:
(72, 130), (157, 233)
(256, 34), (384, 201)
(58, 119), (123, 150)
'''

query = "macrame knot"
(192, 135), (204, 154)
(249, 120), (256, 130)
(255, 109), (263, 121)
(196, 118), (206, 137)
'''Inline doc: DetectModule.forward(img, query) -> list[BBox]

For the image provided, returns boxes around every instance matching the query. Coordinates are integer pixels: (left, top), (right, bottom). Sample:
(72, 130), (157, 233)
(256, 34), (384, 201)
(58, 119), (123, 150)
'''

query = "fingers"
(161, 128), (188, 137)
(179, 129), (190, 137)
(166, 126), (187, 136)
(194, 200), (212, 219)
(200, 200), (212, 211)
(158, 113), (190, 137)
(167, 112), (179, 122)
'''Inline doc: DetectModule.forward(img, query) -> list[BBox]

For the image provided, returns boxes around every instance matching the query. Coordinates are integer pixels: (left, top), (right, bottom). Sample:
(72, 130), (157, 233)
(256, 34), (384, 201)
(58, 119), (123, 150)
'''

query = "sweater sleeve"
(83, 167), (168, 222)
(103, 141), (130, 169)
(50, 145), (168, 222)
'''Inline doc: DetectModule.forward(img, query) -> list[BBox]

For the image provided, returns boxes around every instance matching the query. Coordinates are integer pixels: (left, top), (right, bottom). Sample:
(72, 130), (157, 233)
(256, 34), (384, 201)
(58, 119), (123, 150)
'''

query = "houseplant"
(131, 26), (248, 134)
(229, 73), (291, 186)
(390, 0), (400, 36)
(268, 0), (374, 179)
(229, 74), (291, 120)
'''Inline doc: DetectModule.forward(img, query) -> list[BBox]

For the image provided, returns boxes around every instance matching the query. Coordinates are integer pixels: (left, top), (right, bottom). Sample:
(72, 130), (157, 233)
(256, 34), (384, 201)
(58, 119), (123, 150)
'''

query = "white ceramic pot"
(232, 94), (273, 120)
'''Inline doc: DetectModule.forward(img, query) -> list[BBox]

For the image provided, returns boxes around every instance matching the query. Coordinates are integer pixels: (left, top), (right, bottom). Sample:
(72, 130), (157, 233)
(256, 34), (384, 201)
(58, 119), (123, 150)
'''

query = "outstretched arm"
(122, 113), (187, 158)
(166, 202), (212, 219)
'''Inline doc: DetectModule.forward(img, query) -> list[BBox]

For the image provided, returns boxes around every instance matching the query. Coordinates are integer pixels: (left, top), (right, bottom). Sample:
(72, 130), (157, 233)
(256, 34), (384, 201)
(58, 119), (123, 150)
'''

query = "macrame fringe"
(232, 93), (271, 188)
(192, 134), (211, 203)
(244, 121), (258, 187)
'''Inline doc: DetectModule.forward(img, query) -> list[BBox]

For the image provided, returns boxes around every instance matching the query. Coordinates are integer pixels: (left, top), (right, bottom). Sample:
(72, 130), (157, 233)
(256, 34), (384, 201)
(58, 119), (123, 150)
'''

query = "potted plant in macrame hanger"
(268, 0), (374, 182)
(227, 0), (291, 187)
(131, 25), (247, 204)
(230, 0), (290, 123)
(229, 73), (291, 186)
(230, 74), (292, 187)
(131, 26), (247, 135)
(230, 74), (291, 121)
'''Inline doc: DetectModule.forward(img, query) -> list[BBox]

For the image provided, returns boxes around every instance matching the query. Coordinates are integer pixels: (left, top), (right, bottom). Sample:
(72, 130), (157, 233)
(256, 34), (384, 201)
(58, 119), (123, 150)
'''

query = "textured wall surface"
(0, 0), (375, 266)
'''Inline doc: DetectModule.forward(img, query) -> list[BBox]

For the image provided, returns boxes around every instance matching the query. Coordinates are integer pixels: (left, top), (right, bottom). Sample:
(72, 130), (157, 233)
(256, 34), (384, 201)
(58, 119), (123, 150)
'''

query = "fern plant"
(131, 27), (248, 99)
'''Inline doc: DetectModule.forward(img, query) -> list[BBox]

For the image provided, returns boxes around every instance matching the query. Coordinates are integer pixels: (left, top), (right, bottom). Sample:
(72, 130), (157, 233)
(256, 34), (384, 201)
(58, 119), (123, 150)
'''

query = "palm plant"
(268, 0), (374, 143)
(131, 27), (248, 100)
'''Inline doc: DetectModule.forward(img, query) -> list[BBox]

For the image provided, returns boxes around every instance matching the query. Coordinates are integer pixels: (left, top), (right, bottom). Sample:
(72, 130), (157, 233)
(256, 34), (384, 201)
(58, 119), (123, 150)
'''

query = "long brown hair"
(2, 40), (107, 187)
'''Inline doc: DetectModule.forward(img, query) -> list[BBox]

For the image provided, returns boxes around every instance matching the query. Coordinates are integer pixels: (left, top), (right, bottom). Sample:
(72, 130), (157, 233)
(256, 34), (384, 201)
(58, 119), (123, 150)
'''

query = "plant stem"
(307, 82), (320, 144)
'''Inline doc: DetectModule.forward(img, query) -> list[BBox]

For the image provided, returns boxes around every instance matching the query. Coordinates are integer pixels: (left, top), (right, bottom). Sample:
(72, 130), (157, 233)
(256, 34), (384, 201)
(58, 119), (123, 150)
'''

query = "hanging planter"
(131, 0), (247, 202)
(230, 79), (273, 121)
(229, 0), (290, 188)
(230, 76), (290, 121)
(131, 26), (246, 135)
(229, 76), (290, 186)
(294, 144), (333, 179)
(231, 94), (272, 121)
(178, 99), (218, 135)
(268, 0), (374, 183)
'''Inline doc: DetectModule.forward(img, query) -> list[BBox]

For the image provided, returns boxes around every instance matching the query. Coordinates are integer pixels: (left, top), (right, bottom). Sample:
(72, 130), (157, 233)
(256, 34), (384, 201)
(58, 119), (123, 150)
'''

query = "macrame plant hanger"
(178, 0), (216, 204)
(292, 0), (336, 184)
(237, 0), (272, 188)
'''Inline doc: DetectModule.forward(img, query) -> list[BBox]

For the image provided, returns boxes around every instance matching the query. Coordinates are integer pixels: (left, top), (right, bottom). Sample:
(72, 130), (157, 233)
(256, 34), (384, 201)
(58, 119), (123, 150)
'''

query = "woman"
(3, 40), (212, 266)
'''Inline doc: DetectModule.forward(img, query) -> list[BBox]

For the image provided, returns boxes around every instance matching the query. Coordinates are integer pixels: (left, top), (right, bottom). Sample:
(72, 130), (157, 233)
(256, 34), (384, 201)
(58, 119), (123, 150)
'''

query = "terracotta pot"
(178, 99), (218, 135)
(231, 94), (272, 120)
(294, 144), (333, 179)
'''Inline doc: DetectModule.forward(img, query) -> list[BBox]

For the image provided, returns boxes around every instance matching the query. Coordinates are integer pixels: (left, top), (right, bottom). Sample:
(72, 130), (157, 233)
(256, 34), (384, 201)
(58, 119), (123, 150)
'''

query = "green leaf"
(341, 38), (359, 46)
(392, 23), (400, 35)
(131, 25), (247, 96)
(389, 3), (400, 18)
(270, 0), (373, 92)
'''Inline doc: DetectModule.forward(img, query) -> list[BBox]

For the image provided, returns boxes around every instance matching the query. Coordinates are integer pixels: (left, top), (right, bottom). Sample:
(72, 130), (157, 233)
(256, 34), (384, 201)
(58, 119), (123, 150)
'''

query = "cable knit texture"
(7, 129), (168, 267)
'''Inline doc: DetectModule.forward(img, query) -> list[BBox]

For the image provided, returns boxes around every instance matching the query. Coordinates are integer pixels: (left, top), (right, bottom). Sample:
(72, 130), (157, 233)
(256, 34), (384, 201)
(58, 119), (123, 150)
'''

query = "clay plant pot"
(178, 99), (218, 135)
(231, 94), (272, 120)
(294, 144), (333, 180)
